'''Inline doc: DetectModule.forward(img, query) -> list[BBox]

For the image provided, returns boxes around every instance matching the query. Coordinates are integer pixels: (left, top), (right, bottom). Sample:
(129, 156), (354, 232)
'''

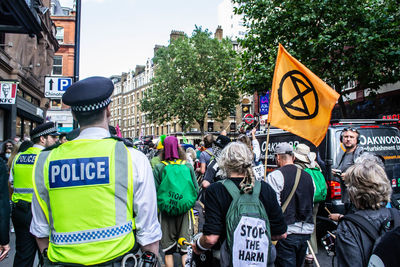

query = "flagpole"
(263, 123), (271, 180)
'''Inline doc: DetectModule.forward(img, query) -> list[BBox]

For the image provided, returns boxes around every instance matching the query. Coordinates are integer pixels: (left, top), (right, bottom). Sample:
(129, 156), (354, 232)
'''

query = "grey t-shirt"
(338, 152), (355, 173)
(338, 152), (355, 203)
(199, 148), (213, 165)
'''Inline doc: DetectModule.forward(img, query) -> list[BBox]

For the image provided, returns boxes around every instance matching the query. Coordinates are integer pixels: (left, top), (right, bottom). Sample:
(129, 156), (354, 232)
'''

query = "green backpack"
(222, 179), (273, 266)
(157, 160), (197, 216)
(304, 167), (327, 203)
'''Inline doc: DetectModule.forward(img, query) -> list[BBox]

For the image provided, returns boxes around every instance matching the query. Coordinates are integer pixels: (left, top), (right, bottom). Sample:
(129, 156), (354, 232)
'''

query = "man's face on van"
(342, 131), (358, 150)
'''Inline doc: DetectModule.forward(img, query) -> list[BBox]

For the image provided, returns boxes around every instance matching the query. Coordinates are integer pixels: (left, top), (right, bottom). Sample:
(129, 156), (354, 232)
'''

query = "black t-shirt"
(203, 177), (287, 245)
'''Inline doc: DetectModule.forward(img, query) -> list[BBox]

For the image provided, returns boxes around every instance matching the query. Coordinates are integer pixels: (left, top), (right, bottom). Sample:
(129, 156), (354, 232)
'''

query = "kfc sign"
(0, 81), (18, 104)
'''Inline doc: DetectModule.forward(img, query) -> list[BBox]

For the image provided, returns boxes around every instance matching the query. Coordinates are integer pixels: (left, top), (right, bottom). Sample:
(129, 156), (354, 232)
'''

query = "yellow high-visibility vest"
(32, 139), (135, 265)
(12, 146), (42, 203)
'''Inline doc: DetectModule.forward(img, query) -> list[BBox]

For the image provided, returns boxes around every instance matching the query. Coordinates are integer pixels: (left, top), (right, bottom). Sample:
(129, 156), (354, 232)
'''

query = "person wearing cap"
(9, 122), (59, 267)
(293, 144), (325, 262)
(265, 142), (314, 267)
(201, 135), (232, 189)
(30, 77), (161, 266)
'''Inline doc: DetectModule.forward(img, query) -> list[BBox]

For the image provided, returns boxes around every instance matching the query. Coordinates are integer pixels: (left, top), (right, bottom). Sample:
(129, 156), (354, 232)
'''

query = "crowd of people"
(0, 76), (399, 267)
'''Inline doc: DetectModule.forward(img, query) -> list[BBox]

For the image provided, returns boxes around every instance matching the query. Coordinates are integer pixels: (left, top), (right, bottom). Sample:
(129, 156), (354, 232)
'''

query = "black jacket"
(279, 165), (314, 226)
(336, 208), (400, 267)
(0, 158), (10, 245)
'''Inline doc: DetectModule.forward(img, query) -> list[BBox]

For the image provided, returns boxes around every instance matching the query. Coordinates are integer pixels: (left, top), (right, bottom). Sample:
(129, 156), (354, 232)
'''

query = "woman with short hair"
(336, 158), (400, 267)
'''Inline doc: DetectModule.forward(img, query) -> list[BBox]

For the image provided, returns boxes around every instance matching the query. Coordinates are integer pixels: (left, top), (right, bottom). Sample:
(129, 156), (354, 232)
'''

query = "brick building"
(46, 1), (75, 132)
(0, 0), (59, 141)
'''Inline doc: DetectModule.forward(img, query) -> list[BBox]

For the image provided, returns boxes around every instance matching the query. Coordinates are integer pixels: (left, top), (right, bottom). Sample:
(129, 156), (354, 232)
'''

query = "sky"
(60, 0), (224, 79)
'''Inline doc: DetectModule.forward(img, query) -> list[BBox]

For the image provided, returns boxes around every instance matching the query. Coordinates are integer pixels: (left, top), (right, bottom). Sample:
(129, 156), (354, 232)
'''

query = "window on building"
(230, 122), (236, 132)
(52, 56), (63, 75)
(0, 33), (5, 50)
(208, 122), (214, 132)
(51, 99), (62, 109)
(56, 27), (64, 43)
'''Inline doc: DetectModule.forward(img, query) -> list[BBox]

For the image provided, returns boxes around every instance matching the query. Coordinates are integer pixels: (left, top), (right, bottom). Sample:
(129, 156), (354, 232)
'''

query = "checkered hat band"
(51, 221), (133, 245)
(71, 98), (111, 112)
(31, 127), (58, 139)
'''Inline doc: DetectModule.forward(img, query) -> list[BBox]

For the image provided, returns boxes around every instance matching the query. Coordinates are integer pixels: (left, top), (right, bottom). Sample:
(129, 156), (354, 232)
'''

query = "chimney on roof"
(170, 30), (185, 41)
(214, 26), (223, 41)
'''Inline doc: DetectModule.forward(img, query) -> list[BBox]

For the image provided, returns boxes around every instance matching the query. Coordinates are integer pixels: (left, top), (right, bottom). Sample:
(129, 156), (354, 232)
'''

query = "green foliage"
(140, 26), (240, 133)
(233, 0), (400, 111)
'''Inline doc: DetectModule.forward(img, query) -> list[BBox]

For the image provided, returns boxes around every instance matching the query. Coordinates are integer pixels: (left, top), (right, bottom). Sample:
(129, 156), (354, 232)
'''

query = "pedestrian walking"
(265, 142), (314, 267)
(336, 157), (400, 267)
(0, 158), (10, 261)
(30, 77), (161, 266)
(9, 122), (59, 267)
(153, 136), (198, 267)
(293, 143), (327, 263)
(195, 142), (287, 266)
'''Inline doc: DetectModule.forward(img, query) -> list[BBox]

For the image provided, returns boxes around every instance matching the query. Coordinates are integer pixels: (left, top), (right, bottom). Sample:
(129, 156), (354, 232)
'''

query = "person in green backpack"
(153, 136), (199, 267)
(293, 143), (327, 263)
(192, 142), (287, 267)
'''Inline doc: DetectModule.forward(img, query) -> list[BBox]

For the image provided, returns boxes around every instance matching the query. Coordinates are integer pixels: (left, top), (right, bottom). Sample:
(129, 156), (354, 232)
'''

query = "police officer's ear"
(39, 135), (46, 145)
(105, 105), (111, 120)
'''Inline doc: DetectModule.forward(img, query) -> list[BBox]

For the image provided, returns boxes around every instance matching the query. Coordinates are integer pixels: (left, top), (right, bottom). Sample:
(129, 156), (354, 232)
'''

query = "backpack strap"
(221, 179), (241, 200)
(204, 149), (214, 157)
(250, 180), (261, 201)
(281, 167), (301, 213)
(342, 214), (379, 241)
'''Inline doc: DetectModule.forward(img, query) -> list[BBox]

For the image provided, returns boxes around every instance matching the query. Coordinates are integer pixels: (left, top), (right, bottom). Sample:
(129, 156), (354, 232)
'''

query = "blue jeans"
(275, 234), (310, 267)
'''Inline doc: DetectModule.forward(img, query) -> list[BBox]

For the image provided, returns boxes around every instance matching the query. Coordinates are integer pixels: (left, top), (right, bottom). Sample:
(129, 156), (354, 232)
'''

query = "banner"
(267, 44), (340, 146)
(0, 81), (18, 104)
(259, 92), (269, 115)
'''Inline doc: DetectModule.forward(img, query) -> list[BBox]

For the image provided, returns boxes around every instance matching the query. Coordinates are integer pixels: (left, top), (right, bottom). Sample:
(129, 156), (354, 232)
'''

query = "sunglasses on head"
(343, 127), (359, 133)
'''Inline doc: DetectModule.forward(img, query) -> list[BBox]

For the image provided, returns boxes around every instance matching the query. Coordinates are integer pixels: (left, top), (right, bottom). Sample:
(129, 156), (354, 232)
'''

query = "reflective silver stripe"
(34, 151), (54, 229)
(13, 188), (34, 194)
(114, 141), (129, 225)
(51, 221), (133, 245)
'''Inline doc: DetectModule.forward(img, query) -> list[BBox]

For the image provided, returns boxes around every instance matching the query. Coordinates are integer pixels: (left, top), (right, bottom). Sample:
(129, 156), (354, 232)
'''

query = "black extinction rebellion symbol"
(278, 70), (319, 120)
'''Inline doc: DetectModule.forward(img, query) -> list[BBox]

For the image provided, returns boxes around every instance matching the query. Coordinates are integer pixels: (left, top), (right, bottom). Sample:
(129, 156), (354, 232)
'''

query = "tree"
(140, 27), (240, 134)
(233, 0), (400, 117)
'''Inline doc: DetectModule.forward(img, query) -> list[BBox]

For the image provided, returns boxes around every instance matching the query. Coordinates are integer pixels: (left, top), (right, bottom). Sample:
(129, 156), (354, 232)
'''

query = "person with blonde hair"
(336, 157), (400, 267)
(193, 142), (287, 266)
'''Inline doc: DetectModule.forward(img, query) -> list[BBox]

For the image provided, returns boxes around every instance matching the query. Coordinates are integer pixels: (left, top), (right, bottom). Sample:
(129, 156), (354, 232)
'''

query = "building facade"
(46, 1), (75, 132)
(109, 29), (249, 143)
(0, 0), (59, 141)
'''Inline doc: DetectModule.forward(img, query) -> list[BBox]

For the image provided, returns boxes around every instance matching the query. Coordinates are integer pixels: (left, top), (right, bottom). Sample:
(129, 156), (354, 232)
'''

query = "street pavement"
(1, 230), (335, 267)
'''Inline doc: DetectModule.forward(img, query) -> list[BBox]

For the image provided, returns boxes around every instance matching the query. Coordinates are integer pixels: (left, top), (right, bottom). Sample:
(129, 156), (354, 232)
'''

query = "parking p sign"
(45, 77), (72, 98)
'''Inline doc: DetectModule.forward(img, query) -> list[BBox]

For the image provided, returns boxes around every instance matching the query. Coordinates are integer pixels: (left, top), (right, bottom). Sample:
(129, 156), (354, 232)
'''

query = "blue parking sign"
(58, 78), (72, 91)
(260, 92), (269, 115)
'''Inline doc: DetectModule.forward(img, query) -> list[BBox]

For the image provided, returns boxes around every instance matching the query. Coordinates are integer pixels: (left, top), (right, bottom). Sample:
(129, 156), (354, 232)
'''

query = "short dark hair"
(72, 107), (107, 127)
(203, 134), (214, 148)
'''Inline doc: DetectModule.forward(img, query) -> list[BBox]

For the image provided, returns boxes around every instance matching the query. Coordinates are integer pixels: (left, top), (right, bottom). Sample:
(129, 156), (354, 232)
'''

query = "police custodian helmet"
(30, 122), (59, 139)
(62, 76), (114, 112)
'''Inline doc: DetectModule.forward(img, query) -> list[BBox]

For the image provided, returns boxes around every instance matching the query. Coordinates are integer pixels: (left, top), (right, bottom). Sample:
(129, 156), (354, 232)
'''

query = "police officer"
(10, 122), (59, 267)
(30, 77), (161, 266)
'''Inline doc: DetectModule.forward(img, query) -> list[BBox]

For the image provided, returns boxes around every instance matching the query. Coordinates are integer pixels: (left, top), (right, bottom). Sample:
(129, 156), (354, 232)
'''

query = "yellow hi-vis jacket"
(12, 146), (42, 203)
(32, 138), (135, 265)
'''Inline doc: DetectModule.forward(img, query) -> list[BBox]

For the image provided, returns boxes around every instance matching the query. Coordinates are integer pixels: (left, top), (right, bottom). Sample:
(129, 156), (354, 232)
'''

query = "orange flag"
(267, 44), (340, 146)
